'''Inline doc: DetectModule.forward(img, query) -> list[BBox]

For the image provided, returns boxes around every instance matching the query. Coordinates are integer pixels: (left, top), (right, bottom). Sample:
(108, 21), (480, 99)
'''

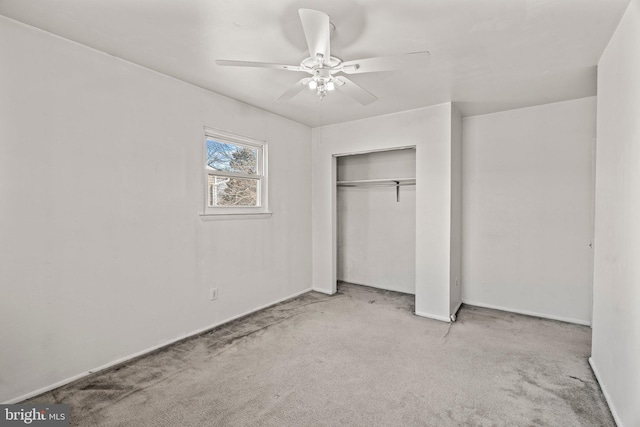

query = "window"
(203, 128), (269, 217)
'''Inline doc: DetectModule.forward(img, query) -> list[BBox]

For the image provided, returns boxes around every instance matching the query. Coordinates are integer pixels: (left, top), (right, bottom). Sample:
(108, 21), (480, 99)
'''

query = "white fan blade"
(341, 51), (431, 74)
(276, 78), (312, 101)
(299, 9), (330, 64)
(216, 59), (301, 72)
(335, 76), (377, 105)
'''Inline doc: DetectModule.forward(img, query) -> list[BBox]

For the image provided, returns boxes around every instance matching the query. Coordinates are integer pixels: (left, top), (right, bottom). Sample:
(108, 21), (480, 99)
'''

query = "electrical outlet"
(209, 288), (218, 301)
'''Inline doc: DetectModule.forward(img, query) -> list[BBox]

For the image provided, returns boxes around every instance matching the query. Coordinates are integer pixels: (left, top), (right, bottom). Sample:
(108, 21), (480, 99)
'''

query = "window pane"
(208, 175), (259, 207)
(206, 138), (258, 175)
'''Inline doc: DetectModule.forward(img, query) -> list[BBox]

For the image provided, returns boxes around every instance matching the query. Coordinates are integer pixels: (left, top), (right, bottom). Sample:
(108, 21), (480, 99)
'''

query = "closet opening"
(336, 147), (417, 297)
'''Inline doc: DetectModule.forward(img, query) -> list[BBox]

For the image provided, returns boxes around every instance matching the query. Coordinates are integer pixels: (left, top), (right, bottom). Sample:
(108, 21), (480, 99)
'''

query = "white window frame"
(201, 127), (270, 219)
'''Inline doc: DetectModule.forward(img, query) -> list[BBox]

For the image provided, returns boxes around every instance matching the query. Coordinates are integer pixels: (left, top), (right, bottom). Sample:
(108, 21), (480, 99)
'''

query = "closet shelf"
(337, 178), (415, 202)
(336, 178), (416, 187)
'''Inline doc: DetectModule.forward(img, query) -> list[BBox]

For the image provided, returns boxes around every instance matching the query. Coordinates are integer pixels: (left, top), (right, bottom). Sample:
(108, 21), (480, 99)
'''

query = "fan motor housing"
(301, 56), (342, 72)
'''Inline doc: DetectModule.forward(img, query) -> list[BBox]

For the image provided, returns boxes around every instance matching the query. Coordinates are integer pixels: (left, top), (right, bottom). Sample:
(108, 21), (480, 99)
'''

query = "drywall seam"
(589, 357), (623, 427)
(3, 287), (313, 404)
(462, 299), (591, 326)
(414, 311), (451, 323)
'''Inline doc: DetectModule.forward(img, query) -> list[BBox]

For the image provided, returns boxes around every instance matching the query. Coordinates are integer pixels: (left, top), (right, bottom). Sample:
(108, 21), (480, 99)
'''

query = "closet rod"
(337, 178), (415, 202)
(336, 182), (415, 187)
(336, 178), (416, 187)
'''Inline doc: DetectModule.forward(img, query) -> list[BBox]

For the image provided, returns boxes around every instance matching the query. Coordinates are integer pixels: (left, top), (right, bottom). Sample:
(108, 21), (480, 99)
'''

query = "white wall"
(312, 104), (456, 321)
(462, 97), (596, 325)
(591, 0), (640, 425)
(0, 17), (311, 403)
(450, 105), (463, 314)
(337, 149), (416, 294)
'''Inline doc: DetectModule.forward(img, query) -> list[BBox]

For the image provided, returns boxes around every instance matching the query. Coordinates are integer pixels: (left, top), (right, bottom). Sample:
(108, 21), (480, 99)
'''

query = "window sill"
(199, 212), (273, 221)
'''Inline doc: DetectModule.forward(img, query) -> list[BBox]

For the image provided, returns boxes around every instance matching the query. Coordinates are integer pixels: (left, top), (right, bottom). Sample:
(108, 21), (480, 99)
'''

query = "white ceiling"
(0, 0), (630, 127)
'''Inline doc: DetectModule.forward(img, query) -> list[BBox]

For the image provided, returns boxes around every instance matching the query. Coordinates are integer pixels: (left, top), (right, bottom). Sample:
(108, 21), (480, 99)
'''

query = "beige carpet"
(27, 283), (614, 426)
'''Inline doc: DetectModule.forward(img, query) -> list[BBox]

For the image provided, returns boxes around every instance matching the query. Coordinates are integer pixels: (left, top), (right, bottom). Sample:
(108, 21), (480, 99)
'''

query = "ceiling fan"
(216, 9), (431, 105)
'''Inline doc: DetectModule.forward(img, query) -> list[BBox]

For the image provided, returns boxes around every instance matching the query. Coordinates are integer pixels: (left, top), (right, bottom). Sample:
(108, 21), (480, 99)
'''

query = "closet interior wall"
(336, 148), (417, 294)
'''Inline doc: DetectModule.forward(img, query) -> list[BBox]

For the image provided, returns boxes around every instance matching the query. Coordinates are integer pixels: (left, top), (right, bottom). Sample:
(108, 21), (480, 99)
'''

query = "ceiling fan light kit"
(216, 8), (431, 105)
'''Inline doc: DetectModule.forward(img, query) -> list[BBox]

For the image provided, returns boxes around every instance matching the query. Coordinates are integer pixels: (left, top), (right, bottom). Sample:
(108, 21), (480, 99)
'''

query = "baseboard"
(452, 300), (463, 319)
(589, 357), (622, 426)
(4, 371), (100, 405)
(461, 299), (591, 326)
(414, 310), (451, 323)
(312, 287), (335, 295)
(336, 279), (415, 295)
(4, 286), (313, 404)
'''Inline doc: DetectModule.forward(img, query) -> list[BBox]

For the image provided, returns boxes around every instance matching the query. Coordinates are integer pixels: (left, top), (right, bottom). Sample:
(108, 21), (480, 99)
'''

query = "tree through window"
(203, 129), (267, 214)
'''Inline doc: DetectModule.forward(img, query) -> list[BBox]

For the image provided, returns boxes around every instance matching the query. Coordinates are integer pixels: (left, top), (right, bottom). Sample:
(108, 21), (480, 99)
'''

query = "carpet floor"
(27, 283), (614, 426)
